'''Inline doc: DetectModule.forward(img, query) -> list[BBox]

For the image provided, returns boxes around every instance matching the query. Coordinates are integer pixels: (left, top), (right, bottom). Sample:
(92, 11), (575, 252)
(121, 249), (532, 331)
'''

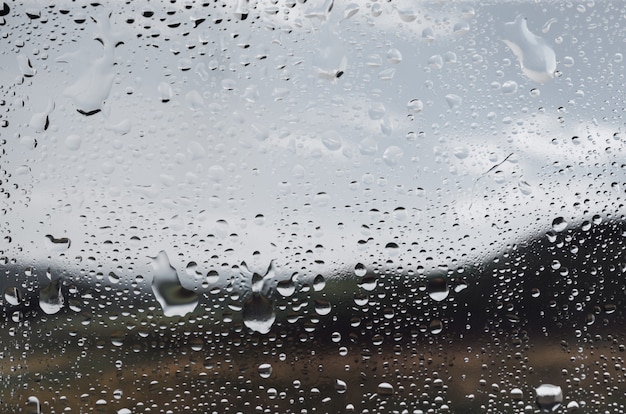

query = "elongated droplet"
(39, 279), (64, 315)
(242, 293), (275, 334)
(150, 251), (198, 317)
(502, 16), (556, 83)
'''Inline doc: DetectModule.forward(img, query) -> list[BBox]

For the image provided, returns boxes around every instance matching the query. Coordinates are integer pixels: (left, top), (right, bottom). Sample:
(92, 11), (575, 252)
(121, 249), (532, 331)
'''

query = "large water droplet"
(150, 251), (198, 317)
(39, 278), (64, 315)
(313, 274), (326, 291)
(551, 217), (567, 232)
(377, 382), (394, 396)
(335, 379), (348, 393)
(26, 396), (41, 414)
(62, 14), (124, 114)
(502, 16), (557, 83)
(4, 286), (22, 306)
(535, 384), (563, 412)
(382, 146), (403, 166)
(314, 299), (332, 315)
(242, 293), (275, 334)
(258, 363), (272, 379)
(427, 276), (449, 301)
(321, 130), (343, 151)
(354, 263), (367, 277)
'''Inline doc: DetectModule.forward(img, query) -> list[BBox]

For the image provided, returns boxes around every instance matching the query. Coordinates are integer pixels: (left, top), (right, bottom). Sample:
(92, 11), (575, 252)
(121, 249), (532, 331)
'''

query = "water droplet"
(185, 90), (204, 110)
(386, 48), (402, 64)
(445, 94), (462, 109)
(429, 319), (443, 334)
(368, 102), (386, 120)
(422, 27), (435, 41)
(17, 54), (36, 77)
(234, 0), (250, 20)
(354, 263), (367, 277)
(407, 99), (424, 113)
(382, 146), (403, 166)
(453, 146), (469, 159)
(502, 80), (519, 94)
(428, 276), (449, 301)
(189, 337), (204, 351)
(551, 217), (567, 232)
(502, 16), (557, 83)
(314, 299), (332, 316)
(206, 270), (219, 284)
(397, 8), (418, 22)
(243, 293), (275, 334)
(65, 134), (82, 151)
(377, 382), (394, 396)
(358, 274), (378, 291)
(358, 136), (378, 155)
(29, 99), (54, 132)
(62, 14), (123, 114)
(108, 272), (121, 284)
(277, 274), (296, 297)
(44, 235), (71, 252)
(321, 130), (342, 151)
(342, 3), (359, 21)
(4, 286), (22, 306)
(535, 384), (563, 412)
(313, 274), (326, 291)
(158, 82), (173, 103)
(453, 21), (470, 34)
(26, 396), (41, 414)
(258, 363), (273, 379)
(511, 388), (524, 400)
(150, 251), (198, 317)
(39, 278), (64, 315)
(518, 179), (532, 195)
(335, 379), (348, 393)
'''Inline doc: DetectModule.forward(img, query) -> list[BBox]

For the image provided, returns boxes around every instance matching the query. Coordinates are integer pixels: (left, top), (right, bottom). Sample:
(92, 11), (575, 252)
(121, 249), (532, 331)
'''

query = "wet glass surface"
(1, 1), (625, 412)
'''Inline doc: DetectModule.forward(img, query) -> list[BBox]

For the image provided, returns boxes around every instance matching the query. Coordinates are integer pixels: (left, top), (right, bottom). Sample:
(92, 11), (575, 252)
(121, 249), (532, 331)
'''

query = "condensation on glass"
(1, 0), (625, 413)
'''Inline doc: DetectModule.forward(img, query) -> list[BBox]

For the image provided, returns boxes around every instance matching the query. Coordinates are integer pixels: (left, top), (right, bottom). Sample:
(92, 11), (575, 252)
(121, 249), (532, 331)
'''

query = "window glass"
(1, 1), (625, 412)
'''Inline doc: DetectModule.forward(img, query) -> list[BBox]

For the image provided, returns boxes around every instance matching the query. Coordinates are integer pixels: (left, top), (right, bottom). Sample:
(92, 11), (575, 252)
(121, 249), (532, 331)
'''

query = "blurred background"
(1, 0), (625, 412)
